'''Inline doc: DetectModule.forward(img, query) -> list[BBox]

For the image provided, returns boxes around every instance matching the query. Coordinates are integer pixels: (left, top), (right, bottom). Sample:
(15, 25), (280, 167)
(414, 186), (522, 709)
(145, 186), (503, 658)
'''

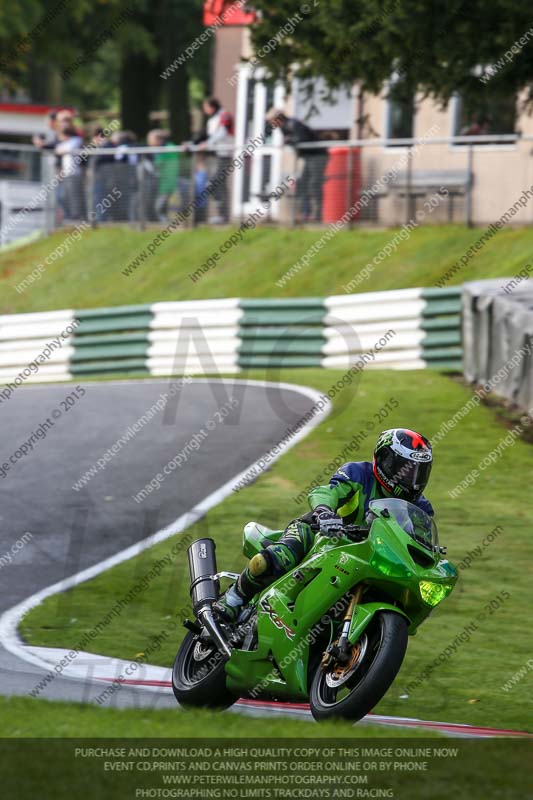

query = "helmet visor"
(380, 450), (432, 494)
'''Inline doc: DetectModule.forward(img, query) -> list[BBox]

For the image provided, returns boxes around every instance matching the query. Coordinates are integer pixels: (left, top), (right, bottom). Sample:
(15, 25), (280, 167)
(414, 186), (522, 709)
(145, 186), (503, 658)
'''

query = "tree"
(0, 0), (210, 141)
(248, 0), (533, 109)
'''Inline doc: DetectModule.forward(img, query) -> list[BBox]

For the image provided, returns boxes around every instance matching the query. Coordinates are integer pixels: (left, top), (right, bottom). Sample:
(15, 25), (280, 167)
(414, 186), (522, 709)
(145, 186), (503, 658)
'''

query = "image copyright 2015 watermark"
(132, 396), (239, 504)
(448, 412), (533, 499)
(0, 385), (86, 480)
(276, 124), (441, 290)
(2, 120), (120, 241)
(12, 187), (121, 295)
(0, 318), (81, 404)
(341, 187), (448, 294)
(292, 397), (400, 505)
(226, 3), (317, 88)
(232, 332), (396, 492)
(188, 175), (295, 284)
(403, 590), (511, 696)
(71, 375), (193, 492)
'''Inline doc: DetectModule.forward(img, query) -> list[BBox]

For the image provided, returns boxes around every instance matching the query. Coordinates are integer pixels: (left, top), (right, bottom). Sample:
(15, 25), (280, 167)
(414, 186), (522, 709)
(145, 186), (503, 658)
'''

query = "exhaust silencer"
(187, 538), (231, 660)
(188, 538), (219, 612)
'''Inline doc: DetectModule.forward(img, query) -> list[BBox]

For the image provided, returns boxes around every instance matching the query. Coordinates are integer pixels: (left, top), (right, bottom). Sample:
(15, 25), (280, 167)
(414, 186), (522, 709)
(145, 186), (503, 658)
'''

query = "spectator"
(90, 126), (114, 222)
(142, 129), (161, 221)
(110, 130), (138, 221)
(197, 97), (234, 223)
(33, 109), (79, 178)
(146, 128), (180, 222)
(32, 110), (58, 149)
(194, 153), (209, 224)
(265, 108), (327, 223)
(55, 123), (84, 220)
(155, 130), (180, 221)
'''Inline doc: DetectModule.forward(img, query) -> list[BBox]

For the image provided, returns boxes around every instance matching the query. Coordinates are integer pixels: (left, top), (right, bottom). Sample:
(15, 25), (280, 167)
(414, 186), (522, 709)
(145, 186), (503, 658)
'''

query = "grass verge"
(1, 224), (532, 313)
(1, 695), (435, 738)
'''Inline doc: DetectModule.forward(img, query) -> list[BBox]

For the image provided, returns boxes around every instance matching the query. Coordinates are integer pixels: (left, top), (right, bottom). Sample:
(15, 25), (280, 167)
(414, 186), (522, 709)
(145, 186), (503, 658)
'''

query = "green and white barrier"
(0, 287), (462, 385)
(0, 309), (76, 383)
(324, 287), (461, 370)
(239, 298), (325, 369)
(148, 299), (242, 376)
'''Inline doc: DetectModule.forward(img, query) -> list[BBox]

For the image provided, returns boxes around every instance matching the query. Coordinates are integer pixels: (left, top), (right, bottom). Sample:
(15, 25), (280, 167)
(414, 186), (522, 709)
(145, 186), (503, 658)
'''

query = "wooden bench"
(391, 169), (472, 222)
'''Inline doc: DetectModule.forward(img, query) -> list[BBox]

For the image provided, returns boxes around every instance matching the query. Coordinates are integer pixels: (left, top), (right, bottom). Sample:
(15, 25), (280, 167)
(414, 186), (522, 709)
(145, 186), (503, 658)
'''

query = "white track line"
(0, 378), (330, 673)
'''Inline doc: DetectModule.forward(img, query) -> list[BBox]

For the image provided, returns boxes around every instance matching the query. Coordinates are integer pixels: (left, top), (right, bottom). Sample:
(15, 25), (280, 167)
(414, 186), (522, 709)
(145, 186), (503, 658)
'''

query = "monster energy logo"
(376, 431), (393, 450)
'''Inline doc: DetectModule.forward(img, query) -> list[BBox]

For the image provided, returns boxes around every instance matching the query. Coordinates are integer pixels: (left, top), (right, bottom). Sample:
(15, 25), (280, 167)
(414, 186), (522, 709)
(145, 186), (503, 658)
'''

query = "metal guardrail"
(1, 134), (533, 242)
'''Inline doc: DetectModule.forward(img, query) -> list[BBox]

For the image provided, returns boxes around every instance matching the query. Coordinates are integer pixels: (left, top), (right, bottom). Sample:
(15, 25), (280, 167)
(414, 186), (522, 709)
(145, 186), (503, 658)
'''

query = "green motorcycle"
(172, 498), (458, 721)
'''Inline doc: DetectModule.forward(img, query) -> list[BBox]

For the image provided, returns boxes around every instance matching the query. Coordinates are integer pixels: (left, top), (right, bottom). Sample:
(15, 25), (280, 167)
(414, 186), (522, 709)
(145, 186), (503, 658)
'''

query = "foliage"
(249, 0), (533, 106)
(0, 0), (209, 139)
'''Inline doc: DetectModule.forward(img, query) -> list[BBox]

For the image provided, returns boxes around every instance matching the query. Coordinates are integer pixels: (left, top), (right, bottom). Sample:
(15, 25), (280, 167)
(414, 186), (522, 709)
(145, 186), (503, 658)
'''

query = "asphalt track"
(0, 378), (531, 738)
(0, 378), (322, 709)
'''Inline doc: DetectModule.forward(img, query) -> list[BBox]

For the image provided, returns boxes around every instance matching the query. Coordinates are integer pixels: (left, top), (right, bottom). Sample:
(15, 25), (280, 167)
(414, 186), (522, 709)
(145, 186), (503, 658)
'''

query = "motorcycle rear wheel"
(309, 611), (408, 722)
(172, 632), (237, 709)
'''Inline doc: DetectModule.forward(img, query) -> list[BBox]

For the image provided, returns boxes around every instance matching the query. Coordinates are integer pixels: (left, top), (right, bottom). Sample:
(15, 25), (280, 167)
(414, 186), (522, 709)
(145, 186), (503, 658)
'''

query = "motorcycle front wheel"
(172, 631), (237, 709)
(309, 611), (408, 722)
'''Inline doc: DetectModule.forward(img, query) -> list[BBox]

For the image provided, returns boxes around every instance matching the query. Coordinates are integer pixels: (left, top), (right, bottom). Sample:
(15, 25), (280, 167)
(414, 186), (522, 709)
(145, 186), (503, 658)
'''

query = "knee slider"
(249, 553), (268, 577)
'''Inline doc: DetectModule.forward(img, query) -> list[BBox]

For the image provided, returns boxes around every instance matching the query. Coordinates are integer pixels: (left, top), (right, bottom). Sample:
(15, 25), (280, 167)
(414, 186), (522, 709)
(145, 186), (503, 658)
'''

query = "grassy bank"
(1, 224), (532, 313)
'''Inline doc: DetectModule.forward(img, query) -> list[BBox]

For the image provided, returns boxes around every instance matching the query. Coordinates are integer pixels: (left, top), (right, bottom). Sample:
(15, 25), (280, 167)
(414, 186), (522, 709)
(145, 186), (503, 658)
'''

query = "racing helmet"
(373, 428), (432, 502)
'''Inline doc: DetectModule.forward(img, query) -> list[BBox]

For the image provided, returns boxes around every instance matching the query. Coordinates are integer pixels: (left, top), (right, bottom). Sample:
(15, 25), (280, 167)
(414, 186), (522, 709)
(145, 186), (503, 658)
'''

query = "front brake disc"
(325, 634), (368, 688)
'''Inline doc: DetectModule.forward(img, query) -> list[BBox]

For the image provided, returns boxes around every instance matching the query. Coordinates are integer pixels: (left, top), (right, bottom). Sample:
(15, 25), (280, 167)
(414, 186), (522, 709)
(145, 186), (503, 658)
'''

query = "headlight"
(419, 580), (453, 607)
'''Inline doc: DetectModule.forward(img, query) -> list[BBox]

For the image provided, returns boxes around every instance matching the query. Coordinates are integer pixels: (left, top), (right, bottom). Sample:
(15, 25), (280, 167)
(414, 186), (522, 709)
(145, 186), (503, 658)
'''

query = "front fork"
(321, 584), (364, 668)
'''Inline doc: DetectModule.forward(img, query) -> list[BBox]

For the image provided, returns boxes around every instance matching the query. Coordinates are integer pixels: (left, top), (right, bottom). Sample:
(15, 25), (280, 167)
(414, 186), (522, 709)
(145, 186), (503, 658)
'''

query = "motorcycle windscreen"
(369, 498), (439, 551)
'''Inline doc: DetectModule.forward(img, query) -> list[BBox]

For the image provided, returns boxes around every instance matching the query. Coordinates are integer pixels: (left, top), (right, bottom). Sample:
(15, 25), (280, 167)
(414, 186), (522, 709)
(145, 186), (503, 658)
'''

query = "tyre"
(309, 611), (408, 722)
(172, 632), (237, 709)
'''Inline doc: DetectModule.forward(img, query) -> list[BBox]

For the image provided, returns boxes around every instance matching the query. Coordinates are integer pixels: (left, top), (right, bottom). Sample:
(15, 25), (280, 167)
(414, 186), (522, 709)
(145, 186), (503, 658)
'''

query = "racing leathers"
(216, 460), (434, 620)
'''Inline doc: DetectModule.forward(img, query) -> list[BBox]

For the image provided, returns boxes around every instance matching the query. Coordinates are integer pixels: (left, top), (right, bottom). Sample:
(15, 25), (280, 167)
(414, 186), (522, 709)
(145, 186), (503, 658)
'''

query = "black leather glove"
(312, 505), (343, 535)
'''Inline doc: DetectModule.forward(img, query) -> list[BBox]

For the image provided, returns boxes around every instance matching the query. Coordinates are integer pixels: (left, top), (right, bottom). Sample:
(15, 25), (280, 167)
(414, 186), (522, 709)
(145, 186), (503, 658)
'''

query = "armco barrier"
(462, 279), (533, 412)
(0, 287), (462, 385)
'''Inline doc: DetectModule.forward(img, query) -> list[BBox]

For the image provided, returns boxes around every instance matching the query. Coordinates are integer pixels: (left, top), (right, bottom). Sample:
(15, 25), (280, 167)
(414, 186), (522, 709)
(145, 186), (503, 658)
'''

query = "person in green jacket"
(152, 130), (179, 221)
(215, 428), (434, 622)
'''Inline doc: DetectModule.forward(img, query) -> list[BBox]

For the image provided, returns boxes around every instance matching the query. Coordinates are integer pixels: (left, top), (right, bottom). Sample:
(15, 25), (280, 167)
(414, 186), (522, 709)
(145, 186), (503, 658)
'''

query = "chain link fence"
(2, 134), (533, 246)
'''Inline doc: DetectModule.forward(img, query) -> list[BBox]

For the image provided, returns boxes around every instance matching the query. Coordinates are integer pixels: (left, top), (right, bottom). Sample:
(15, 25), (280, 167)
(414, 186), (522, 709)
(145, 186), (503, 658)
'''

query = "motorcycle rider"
(214, 428), (434, 623)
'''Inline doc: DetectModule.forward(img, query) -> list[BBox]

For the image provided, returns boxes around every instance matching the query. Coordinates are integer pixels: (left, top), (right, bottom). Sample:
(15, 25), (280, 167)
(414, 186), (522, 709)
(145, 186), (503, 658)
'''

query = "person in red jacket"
(196, 97), (234, 223)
